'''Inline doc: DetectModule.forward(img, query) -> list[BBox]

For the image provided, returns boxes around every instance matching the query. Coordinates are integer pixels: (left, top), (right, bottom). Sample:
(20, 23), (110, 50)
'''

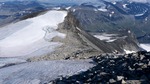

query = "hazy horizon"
(0, 0), (149, 3)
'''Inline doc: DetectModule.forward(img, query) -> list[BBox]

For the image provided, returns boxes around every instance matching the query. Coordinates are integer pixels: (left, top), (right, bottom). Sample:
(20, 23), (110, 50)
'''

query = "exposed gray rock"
(109, 79), (116, 83)
(52, 52), (150, 84)
(117, 76), (124, 81)
(121, 79), (126, 84)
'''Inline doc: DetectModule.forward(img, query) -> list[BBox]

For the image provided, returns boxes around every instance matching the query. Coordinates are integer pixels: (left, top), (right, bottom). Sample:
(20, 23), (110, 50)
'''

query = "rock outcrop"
(51, 52), (150, 84)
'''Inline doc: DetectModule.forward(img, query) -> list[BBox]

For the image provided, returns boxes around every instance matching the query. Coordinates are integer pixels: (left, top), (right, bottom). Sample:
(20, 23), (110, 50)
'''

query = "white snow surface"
(123, 4), (128, 8)
(124, 49), (136, 54)
(66, 6), (71, 10)
(0, 10), (67, 57)
(135, 10), (148, 17)
(94, 33), (117, 42)
(98, 8), (108, 12)
(93, 33), (127, 42)
(140, 44), (150, 51)
(0, 60), (95, 84)
(112, 1), (117, 5)
(0, 58), (26, 68)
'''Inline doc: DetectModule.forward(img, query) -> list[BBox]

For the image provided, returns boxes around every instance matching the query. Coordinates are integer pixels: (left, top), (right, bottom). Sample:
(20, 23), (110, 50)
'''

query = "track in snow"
(0, 10), (67, 57)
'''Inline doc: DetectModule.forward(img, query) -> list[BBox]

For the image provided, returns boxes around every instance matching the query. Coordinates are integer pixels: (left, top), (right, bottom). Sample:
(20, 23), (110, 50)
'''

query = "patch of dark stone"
(49, 51), (150, 84)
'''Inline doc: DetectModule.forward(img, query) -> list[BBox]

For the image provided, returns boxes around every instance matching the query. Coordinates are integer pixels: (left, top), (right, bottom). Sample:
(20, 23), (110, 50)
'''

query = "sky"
(129, 0), (148, 3)
(0, 0), (99, 4)
(0, 0), (149, 3)
(0, 0), (98, 2)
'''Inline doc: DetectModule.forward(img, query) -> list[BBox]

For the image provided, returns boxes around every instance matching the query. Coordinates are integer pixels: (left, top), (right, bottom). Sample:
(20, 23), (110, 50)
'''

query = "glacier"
(0, 10), (67, 57)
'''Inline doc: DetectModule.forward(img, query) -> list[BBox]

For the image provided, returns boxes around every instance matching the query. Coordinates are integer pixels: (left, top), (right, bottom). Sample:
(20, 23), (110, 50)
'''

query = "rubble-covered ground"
(51, 52), (150, 84)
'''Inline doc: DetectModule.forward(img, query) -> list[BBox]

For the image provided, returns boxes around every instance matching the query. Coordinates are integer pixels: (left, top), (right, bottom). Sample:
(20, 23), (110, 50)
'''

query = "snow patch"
(124, 49), (136, 54)
(135, 13), (145, 17)
(98, 8), (107, 12)
(140, 44), (150, 51)
(135, 9), (148, 17)
(94, 33), (128, 43)
(66, 6), (71, 10)
(123, 4), (128, 8)
(112, 1), (117, 5)
(111, 11), (115, 14)
(94, 33), (117, 42)
(72, 9), (76, 12)
(128, 30), (131, 33)
(109, 14), (112, 17)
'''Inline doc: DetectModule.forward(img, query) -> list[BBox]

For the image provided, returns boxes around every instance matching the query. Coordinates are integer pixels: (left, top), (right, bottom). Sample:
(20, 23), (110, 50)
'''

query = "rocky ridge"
(50, 51), (150, 84)
(28, 11), (140, 61)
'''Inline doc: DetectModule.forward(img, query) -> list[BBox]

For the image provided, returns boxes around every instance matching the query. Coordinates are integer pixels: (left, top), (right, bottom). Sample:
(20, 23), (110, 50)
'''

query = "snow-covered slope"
(140, 44), (150, 51)
(0, 10), (67, 57)
(0, 60), (94, 84)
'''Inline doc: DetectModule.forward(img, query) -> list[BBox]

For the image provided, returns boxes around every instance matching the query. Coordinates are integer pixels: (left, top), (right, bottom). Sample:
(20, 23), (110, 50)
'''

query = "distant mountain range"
(0, 0), (150, 52)
(71, 1), (150, 44)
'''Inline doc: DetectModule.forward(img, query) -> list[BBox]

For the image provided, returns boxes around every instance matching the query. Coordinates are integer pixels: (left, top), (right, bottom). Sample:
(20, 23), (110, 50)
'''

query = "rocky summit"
(51, 52), (150, 84)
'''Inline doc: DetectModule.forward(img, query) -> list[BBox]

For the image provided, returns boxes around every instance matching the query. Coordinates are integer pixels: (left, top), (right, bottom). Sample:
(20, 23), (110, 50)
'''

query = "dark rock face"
(51, 52), (150, 84)
(137, 34), (150, 43)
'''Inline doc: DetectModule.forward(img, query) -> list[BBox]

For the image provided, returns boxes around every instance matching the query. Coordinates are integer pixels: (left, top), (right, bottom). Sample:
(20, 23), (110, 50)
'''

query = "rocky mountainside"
(69, 1), (150, 44)
(64, 11), (139, 53)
